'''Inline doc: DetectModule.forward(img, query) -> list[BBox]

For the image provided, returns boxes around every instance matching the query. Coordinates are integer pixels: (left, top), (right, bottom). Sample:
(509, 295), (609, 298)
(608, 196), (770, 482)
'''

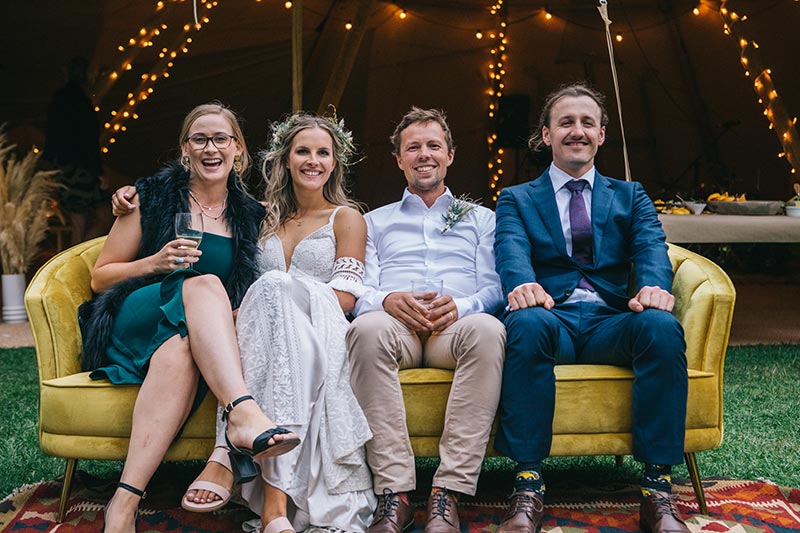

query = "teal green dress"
(90, 232), (233, 386)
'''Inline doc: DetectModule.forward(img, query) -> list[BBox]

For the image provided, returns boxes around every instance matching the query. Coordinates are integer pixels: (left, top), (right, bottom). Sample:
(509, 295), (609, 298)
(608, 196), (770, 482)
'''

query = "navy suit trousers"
(495, 301), (688, 466)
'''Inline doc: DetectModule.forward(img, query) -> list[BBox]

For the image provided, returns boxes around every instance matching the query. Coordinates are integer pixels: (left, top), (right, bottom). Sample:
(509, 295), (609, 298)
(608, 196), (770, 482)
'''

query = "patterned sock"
(513, 462), (545, 495)
(640, 463), (673, 495)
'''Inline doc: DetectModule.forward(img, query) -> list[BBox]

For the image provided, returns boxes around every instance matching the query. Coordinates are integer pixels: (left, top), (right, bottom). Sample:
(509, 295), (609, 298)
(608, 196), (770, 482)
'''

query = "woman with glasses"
(84, 102), (300, 533)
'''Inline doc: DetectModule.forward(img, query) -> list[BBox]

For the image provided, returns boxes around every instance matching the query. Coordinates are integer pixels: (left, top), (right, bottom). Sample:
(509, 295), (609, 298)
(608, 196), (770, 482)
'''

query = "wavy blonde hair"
(259, 112), (361, 240)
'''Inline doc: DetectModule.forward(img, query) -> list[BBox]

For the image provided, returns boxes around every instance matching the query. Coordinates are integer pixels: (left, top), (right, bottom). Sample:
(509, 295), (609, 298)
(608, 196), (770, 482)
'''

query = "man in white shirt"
(346, 107), (505, 533)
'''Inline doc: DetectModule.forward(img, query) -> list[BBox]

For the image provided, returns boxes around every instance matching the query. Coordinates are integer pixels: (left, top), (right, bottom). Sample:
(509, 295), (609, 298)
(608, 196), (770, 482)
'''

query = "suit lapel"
(591, 172), (615, 264)
(527, 172), (568, 255)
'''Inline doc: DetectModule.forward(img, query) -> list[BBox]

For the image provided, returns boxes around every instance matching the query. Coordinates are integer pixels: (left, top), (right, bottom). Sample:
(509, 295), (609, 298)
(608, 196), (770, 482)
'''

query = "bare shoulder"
(333, 205), (366, 227)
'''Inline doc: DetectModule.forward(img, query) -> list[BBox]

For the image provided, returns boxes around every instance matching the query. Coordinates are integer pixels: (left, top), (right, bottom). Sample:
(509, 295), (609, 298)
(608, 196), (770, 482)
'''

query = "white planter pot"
(2, 273), (28, 323)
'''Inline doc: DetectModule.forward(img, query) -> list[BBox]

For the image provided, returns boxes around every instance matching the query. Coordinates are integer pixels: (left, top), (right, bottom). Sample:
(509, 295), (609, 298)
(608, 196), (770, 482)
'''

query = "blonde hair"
(259, 112), (361, 240)
(390, 107), (455, 156)
(178, 101), (251, 179)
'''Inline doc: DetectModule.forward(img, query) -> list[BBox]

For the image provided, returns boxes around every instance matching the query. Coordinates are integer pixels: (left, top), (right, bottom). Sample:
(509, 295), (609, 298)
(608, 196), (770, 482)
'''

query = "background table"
(658, 214), (800, 243)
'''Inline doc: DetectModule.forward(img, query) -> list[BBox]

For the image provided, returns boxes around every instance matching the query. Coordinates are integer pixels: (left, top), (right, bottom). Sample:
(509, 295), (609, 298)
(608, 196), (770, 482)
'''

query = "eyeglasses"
(184, 133), (237, 150)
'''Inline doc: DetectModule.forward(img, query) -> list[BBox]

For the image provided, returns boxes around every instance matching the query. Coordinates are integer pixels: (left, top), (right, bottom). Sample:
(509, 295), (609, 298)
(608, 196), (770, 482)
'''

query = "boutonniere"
(442, 194), (481, 233)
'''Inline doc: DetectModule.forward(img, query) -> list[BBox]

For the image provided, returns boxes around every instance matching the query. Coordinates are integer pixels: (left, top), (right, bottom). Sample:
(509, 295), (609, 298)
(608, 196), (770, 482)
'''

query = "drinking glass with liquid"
(174, 212), (203, 269)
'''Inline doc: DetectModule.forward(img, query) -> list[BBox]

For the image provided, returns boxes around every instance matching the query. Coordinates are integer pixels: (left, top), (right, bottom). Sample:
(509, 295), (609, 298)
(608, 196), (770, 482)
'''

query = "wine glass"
(174, 212), (204, 269)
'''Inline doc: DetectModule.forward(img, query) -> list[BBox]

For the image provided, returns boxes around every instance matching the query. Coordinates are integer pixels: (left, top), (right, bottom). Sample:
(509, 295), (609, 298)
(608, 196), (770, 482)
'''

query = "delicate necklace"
(188, 189), (228, 220)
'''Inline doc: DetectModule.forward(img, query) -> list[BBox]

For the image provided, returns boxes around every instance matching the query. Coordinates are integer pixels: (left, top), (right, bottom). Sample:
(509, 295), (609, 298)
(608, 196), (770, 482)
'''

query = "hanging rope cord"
(597, 0), (631, 182)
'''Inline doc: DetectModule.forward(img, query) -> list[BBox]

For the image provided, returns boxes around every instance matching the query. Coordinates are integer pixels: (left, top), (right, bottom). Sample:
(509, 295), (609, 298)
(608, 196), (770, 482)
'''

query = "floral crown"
(267, 109), (357, 168)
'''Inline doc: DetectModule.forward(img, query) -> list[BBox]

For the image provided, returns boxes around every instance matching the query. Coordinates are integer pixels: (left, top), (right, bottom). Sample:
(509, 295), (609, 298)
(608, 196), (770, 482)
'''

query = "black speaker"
(496, 94), (530, 149)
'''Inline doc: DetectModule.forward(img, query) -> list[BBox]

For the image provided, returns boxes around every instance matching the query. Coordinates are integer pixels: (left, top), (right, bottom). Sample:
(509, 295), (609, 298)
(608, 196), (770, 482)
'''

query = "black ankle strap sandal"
(118, 481), (147, 500)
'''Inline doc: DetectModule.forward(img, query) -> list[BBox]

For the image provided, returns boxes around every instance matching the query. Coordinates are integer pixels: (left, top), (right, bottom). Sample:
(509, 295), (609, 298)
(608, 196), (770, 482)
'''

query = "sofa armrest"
(668, 243), (736, 374)
(25, 237), (106, 382)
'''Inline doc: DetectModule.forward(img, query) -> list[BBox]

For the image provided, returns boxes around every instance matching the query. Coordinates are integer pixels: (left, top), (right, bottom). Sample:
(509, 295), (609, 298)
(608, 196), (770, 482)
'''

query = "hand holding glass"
(411, 278), (443, 307)
(174, 213), (203, 268)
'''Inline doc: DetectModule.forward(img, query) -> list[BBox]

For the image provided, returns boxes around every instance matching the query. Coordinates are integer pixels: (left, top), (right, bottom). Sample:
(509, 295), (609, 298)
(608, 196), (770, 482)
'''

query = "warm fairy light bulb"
(345, 21), (353, 30)
(110, 71), (118, 80)
(476, 31), (483, 39)
(693, 7), (700, 15)
(545, 11), (552, 20)
(284, 1), (292, 7)
(399, 10), (407, 19)
(615, 33), (623, 42)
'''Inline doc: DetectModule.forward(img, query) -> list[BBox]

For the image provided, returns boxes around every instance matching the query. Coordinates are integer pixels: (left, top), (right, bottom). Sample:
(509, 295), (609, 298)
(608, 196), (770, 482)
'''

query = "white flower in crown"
(442, 194), (481, 233)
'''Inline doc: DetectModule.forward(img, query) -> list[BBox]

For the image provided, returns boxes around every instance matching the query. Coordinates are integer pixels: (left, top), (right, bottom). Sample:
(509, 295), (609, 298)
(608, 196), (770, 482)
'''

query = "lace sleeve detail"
(328, 256), (366, 297)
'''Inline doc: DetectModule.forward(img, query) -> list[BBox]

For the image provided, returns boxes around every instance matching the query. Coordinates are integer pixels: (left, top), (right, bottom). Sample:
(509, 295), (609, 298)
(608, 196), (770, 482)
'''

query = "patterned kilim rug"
(1, 476), (798, 532)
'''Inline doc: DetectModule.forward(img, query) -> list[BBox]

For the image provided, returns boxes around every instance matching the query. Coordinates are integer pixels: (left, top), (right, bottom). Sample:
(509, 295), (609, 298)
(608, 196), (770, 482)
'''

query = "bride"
(185, 113), (374, 532)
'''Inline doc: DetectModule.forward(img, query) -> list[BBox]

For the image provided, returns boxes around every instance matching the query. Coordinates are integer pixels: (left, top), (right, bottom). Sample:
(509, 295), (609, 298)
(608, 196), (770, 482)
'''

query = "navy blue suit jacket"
(494, 170), (672, 311)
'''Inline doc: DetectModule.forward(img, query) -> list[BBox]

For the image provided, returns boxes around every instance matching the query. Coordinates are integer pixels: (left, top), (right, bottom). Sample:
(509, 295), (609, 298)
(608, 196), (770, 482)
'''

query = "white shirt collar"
(549, 163), (596, 192)
(400, 186), (454, 209)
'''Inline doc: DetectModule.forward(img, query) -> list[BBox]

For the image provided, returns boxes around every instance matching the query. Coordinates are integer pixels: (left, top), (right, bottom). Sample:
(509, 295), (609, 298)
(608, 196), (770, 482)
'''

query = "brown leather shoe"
(423, 488), (459, 533)
(368, 488), (414, 533)
(496, 490), (544, 533)
(639, 490), (690, 533)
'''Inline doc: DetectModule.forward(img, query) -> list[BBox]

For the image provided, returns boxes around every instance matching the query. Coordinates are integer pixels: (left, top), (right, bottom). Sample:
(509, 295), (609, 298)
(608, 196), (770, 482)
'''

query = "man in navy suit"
(493, 83), (690, 533)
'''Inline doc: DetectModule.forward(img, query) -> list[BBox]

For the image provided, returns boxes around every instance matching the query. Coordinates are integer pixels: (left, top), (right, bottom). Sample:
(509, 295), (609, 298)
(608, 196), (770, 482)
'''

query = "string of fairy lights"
(485, 1), (507, 203)
(90, 0), (799, 192)
(96, 0), (218, 152)
(717, 0), (800, 177)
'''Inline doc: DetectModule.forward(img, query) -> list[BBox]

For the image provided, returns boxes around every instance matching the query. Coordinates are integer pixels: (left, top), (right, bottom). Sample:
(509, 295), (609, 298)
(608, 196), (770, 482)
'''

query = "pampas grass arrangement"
(0, 131), (61, 275)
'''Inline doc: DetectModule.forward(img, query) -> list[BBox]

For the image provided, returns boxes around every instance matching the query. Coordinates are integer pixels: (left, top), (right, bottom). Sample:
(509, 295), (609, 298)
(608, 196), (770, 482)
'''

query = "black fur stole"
(79, 162), (265, 371)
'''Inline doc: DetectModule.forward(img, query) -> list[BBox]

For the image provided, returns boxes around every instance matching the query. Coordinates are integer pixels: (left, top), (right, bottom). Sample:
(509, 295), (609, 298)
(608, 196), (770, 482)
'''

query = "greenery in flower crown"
(267, 109), (357, 168)
(442, 193), (481, 233)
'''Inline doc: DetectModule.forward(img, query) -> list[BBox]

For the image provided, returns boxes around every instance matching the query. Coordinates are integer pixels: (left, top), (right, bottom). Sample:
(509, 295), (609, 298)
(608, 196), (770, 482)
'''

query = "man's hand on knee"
(383, 291), (434, 331)
(507, 282), (554, 311)
(628, 286), (674, 312)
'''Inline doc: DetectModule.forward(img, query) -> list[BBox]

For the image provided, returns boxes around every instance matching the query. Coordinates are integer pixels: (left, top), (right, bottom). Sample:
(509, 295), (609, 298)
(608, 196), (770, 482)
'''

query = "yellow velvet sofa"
(26, 238), (734, 521)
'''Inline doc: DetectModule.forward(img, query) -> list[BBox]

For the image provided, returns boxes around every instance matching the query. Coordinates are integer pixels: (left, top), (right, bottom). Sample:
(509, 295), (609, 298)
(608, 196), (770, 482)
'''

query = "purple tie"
(565, 179), (594, 291)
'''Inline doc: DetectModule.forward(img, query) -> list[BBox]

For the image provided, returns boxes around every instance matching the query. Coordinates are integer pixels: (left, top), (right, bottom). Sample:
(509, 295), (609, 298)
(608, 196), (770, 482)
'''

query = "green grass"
(1, 344), (798, 500)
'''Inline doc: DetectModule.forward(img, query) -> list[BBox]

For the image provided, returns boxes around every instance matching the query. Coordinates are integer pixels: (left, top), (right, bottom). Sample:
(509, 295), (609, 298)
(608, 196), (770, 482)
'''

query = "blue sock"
(641, 463), (672, 495)
(514, 461), (545, 494)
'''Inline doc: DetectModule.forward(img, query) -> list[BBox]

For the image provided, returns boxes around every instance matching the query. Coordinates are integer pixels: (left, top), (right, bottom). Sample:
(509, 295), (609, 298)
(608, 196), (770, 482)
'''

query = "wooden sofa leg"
(57, 458), (77, 523)
(684, 452), (708, 515)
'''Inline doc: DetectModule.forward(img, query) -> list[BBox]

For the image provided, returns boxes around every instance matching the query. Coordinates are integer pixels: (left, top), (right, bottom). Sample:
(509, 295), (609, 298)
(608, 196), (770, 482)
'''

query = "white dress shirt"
(354, 187), (504, 319)
(549, 163), (605, 304)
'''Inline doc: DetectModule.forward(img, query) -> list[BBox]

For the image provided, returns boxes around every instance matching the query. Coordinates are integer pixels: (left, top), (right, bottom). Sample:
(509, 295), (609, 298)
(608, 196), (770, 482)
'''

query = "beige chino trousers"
(346, 311), (505, 496)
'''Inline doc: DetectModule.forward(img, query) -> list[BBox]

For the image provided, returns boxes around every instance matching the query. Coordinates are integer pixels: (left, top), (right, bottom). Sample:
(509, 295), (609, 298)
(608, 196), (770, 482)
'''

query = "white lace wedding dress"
(217, 207), (375, 532)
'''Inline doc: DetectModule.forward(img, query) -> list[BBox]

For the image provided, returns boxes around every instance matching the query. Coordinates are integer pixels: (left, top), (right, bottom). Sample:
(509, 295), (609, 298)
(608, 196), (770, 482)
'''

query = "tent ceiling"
(2, 0), (798, 206)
